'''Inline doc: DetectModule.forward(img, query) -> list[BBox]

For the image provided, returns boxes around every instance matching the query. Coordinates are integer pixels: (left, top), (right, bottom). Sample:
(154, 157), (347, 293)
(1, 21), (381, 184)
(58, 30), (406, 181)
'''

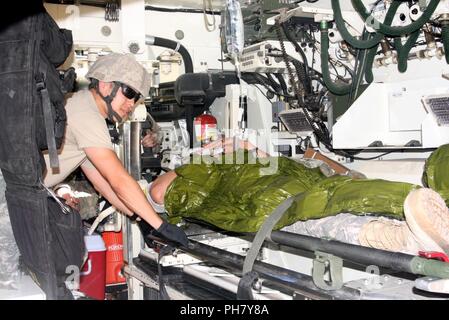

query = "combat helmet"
(86, 53), (151, 122)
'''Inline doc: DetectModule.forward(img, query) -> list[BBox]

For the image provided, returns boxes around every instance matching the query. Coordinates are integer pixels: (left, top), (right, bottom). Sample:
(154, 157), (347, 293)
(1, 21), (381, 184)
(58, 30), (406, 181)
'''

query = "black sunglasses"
(118, 82), (141, 102)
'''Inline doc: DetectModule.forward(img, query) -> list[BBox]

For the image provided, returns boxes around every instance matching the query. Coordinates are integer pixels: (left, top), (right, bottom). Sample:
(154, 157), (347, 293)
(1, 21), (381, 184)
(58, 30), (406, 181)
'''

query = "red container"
(102, 231), (126, 285)
(194, 111), (218, 144)
(79, 234), (106, 300)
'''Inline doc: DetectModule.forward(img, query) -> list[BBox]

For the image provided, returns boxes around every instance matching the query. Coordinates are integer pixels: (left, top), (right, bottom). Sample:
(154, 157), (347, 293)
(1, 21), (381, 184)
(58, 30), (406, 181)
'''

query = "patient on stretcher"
(136, 140), (449, 256)
(62, 138), (449, 257)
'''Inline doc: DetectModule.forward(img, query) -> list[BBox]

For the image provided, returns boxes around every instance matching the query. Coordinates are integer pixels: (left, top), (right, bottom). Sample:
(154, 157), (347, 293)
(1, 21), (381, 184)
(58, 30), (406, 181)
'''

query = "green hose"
(364, 43), (380, 84)
(411, 256), (449, 279)
(442, 24), (449, 64)
(332, 0), (400, 49)
(331, 0), (399, 83)
(332, 0), (382, 49)
(320, 22), (352, 96)
(395, 31), (421, 72)
(351, 0), (439, 37)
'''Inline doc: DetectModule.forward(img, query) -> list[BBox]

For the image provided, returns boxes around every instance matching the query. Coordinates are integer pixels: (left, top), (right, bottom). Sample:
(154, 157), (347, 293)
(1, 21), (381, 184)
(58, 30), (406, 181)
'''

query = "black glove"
(155, 221), (189, 247)
(137, 219), (188, 247)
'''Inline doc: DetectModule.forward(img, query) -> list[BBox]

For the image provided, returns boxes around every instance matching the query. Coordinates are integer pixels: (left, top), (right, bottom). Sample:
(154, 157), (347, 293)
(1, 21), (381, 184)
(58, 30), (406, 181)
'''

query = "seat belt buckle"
(418, 251), (449, 263)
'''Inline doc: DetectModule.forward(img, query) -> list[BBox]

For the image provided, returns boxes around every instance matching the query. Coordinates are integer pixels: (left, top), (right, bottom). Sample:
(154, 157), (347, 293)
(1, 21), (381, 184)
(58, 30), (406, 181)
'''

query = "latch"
(312, 251), (343, 291)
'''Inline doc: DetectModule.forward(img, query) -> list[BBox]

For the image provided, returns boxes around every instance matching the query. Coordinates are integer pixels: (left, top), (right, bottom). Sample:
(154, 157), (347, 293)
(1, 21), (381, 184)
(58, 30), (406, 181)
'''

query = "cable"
(280, 21), (312, 94)
(275, 22), (304, 105)
(274, 73), (289, 96)
(264, 73), (283, 95)
(145, 5), (221, 15)
(253, 84), (272, 102)
(241, 73), (294, 100)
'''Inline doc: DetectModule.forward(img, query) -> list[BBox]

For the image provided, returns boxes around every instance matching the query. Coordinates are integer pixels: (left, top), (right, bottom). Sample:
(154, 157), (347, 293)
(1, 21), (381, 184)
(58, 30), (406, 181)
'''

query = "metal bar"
(269, 230), (449, 279)
(176, 239), (361, 300)
(120, 123), (134, 265)
(130, 121), (142, 180)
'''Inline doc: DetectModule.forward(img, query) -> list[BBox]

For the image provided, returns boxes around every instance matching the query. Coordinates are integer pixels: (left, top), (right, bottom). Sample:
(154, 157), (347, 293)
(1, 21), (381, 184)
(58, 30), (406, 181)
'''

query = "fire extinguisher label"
(108, 244), (123, 251)
(195, 124), (218, 142)
(205, 124), (218, 141)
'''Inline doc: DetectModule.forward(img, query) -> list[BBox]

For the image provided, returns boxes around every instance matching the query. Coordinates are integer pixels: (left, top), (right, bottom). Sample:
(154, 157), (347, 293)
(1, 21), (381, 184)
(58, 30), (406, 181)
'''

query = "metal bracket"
(312, 251), (343, 291)
(276, 8), (297, 25)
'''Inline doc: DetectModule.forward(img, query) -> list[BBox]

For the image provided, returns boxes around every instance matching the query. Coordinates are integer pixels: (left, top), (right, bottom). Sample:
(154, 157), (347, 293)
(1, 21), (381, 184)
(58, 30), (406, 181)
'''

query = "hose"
(351, 0), (440, 37)
(394, 30), (421, 72)
(333, 0), (401, 49)
(364, 43), (380, 83)
(360, 2), (400, 82)
(320, 21), (352, 96)
(145, 35), (194, 73)
(332, 0), (385, 49)
(349, 32), (372, 102)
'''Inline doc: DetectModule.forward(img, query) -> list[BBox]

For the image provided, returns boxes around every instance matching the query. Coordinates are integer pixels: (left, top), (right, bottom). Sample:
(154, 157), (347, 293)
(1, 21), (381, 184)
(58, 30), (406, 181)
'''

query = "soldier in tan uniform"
(44, 53), (188, 247)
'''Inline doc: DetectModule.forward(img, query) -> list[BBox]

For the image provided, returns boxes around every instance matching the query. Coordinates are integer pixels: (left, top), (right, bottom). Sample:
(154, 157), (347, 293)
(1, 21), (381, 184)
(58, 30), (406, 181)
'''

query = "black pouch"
(6, 184), (85, 299)
(47, 196), (86, 278)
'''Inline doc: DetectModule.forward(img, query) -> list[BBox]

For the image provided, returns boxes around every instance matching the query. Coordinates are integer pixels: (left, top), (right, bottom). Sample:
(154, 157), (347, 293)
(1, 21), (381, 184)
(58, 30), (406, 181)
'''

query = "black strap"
(237, 271), (259, 300)
(157, 245), (174, 300)
(96, 83), (122, 123)
(36, 73), (59, 169)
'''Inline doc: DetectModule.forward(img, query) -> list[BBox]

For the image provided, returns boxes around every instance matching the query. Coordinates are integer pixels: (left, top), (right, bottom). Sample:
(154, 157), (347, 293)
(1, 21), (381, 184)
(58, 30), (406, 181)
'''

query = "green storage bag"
(423, 144), (449, 205)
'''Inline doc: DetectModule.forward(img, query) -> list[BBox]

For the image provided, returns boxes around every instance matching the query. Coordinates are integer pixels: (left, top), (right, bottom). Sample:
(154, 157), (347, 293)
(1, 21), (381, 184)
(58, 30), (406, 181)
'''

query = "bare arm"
(84, 147), (163, 229)
(81, 163), (133, 216)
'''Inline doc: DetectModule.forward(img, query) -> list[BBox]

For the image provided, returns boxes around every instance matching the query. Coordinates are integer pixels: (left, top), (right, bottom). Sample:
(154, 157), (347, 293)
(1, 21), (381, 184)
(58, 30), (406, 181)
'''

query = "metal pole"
(270, 231), (414, 273)
(130, 121), (142, 180)
(268, 231), (449, 279)
(174, 239), (362, 300)
(120, 123), (134, 265)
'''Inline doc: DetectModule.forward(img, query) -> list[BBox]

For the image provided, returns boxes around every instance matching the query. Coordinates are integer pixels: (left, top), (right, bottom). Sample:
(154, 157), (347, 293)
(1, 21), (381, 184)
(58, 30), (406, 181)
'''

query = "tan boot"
(358, 218), (423, 254)
(404, 188), (449, 255)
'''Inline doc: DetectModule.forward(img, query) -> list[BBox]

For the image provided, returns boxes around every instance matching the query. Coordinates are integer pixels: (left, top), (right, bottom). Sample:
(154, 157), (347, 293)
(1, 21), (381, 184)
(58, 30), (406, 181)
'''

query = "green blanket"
(164, 151), (427, 232)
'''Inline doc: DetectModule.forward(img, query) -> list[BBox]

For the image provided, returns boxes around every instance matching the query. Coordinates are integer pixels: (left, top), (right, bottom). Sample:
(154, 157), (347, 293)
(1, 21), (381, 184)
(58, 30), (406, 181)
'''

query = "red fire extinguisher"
(102, 231), (126, 285)
(194, 111), (218, 145)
